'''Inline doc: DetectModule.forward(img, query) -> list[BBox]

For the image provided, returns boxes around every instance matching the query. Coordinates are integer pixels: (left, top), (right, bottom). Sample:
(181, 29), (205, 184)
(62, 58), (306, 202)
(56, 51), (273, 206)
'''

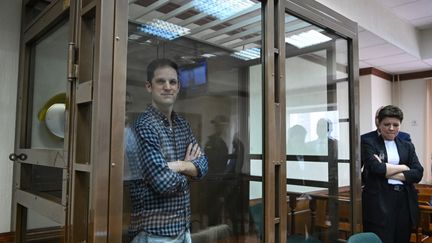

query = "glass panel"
(23, 207), (63, 241)
(335, 39), (348, 80)
(27, 208), (61, 230)
(124, 1), (262, 242)
(284, 12), (351, 243)
(23, 0), (55, 28)
(339, 121), (350, 160)
(21, 164), (63, 201)
(29, 21), (68, 149)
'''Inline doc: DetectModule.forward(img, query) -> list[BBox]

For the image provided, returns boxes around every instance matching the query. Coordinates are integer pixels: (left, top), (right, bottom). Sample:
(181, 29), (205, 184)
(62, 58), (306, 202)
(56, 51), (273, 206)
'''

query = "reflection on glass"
(45, 103), (66, 138)
(125, 1), (262, 242)
(288, 112), (339, 156)
(30, 22), (68, 149)
(23, 0), (53, 27)
(285, 29), (331, 48)
(285, 12), (351, 243)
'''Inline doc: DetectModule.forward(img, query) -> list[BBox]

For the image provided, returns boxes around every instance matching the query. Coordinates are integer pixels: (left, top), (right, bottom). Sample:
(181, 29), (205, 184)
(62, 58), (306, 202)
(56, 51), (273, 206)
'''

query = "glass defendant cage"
(119, 0), (359, 242)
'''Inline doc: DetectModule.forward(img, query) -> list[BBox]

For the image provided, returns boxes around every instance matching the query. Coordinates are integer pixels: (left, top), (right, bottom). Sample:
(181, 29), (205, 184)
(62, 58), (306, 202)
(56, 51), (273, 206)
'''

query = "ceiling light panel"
(192, 0), (256, 20)
(285, 29), (331, 48)
(231, 47), (261, 60)
(138, 19), (190, 40)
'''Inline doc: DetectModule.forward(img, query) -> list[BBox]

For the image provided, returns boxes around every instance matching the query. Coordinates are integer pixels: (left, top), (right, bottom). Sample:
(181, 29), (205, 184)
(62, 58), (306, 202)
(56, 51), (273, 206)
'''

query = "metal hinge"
(273, 160), (282, 166)
(67, 42), (78, 81)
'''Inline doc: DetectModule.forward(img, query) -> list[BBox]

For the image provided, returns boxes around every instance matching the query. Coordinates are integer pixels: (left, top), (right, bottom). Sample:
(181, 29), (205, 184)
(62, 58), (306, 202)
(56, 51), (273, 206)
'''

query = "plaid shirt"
(127, 105), (208, 238)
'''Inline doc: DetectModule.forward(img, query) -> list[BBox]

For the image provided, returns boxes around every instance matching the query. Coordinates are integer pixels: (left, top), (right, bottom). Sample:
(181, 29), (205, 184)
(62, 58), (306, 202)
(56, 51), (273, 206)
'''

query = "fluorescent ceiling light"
(128, 34), (141, 40)
(285, 29), (331, 48)
(138, 19), (190, 40)
(192, 0), (256, 20)
(231, 48), (260, 61)
(202, 53), (217, 58)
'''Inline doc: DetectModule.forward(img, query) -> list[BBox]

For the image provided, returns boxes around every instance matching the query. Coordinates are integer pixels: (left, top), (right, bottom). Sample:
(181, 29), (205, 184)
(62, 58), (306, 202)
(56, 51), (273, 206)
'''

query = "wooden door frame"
(282, 0), (361, 236)
(67, 0), (124, 242)
(108, 0), (127, 241)
(12, 0), (125, 242)
(13, 0), (73, 242)
(262, 0), (287, 242)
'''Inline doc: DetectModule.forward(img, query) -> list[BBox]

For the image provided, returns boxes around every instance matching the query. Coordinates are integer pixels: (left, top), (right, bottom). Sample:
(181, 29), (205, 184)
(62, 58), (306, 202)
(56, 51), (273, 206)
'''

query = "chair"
(347, 232), (382, 243)
(288, 234), (321, 243)
(416, 202), (432, 242)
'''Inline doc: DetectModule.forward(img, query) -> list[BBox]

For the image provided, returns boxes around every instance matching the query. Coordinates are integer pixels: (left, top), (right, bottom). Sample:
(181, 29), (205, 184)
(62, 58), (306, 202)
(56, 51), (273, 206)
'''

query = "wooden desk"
(414, 184), (432, 243)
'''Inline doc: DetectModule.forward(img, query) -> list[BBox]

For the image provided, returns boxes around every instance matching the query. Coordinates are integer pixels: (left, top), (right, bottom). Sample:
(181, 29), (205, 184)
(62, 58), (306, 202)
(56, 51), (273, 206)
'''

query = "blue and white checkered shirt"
(127, 105), (208, 238)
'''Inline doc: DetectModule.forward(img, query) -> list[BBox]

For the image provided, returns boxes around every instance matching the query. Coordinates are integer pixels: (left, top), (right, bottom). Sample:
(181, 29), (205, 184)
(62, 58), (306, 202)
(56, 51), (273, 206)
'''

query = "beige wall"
(397, 78), (428, 183)
(359, 75), (373, 134)
(0, 0), (21, 233)
(359, 74), (393, 135)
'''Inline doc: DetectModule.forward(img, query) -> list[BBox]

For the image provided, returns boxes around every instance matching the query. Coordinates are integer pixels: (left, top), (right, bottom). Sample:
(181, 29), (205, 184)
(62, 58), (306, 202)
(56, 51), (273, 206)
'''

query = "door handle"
(18, 153), (28, 161)
(9, 153), (16, 161)
(9, 153), (28, 161)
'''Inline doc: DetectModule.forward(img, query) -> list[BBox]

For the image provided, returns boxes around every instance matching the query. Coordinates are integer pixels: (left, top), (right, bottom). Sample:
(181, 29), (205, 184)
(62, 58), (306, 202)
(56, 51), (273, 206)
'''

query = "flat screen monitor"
(178, 60), (207, 89)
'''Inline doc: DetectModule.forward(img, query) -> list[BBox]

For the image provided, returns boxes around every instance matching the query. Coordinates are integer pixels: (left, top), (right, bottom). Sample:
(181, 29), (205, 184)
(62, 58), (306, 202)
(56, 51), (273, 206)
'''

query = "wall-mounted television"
(178, 60), (208, 93)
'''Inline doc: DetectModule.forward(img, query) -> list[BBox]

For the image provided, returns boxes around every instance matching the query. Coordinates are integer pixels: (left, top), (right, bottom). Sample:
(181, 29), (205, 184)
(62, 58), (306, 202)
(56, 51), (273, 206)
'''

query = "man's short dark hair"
(147, 58), (179, 82)
(377, 105), (404, 123)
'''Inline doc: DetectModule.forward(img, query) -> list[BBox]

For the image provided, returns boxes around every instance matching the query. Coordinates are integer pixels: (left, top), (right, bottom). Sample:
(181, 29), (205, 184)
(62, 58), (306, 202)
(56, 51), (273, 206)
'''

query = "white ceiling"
(128, 0), (432, 75)
(379, 0), (432, 29)
(358, 0), (432, 74)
